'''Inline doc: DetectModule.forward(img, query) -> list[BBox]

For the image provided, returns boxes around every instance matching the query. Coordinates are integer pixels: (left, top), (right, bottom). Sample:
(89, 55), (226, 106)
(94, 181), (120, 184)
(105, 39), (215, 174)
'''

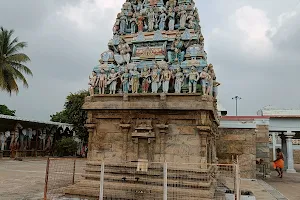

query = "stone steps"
(86, 161), (214, 173)
(84, 168), (212, 180)
(64, 163), (218, 199)
(84, 164), (216, 180)
(64, 180), (216, 199)
(82, 173), (213, 188)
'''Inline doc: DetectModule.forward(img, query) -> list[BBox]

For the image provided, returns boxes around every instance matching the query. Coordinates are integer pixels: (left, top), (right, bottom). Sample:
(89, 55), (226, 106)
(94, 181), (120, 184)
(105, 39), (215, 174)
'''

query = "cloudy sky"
(0, 0), (299, 121)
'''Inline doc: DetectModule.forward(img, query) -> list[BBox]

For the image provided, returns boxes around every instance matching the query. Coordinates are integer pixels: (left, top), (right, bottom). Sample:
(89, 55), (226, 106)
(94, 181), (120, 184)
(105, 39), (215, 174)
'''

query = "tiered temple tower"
(65, 0), (220, 199)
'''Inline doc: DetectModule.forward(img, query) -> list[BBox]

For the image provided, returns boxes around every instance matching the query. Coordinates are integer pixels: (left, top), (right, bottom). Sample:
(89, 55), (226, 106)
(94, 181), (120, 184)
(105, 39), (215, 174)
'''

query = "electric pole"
(232, 96), (242, 116)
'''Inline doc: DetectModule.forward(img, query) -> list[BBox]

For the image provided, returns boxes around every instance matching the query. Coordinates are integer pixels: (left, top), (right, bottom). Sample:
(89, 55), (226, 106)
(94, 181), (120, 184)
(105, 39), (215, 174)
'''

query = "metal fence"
(43, 158), (86, 200)
(44, 159), (240, 200)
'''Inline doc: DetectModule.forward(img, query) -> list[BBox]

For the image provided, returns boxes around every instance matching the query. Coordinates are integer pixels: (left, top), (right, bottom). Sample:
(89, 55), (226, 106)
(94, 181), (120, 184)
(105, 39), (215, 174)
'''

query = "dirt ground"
(0, 158), (47, 200)
(266, 164), (300, 200)
(0, 158), (86, 200)
(0, 158), (299, 200)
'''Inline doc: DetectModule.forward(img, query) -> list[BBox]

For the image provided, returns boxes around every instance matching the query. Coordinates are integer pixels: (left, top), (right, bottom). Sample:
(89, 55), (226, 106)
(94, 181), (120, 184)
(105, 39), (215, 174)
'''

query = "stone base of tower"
(64, 161), (218, 200)
(65, 94), (220, 199)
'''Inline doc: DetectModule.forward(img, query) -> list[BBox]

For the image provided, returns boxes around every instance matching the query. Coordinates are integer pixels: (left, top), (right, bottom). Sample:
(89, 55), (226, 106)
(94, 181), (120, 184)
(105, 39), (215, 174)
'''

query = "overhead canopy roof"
(0, 114), (73, 132)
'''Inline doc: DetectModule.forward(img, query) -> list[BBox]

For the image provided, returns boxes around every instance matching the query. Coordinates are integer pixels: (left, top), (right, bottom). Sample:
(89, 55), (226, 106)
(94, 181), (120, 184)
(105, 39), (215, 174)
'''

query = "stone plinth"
(65, 94), (219, 199)
(82, 94), (219, 164)
(64, 161), (217, 200)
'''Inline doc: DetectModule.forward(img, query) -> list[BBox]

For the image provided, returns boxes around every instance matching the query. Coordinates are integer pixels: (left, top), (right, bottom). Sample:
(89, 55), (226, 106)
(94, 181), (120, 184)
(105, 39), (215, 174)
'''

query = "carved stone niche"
(132, 119), (155, 143)
(132, 119), (156, 172)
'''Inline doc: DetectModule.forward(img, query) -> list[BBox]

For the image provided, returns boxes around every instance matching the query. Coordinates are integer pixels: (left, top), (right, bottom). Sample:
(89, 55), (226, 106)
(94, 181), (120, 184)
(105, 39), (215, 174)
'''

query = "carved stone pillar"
(120, 124), (131, 162)
(85, 123), (96, 160)
(212, 136), (217, 163)
(286, 131), (296, 173)
(197, 126), (210, 158)
(156, 124), (169, 162)
(280, 134), (287, 170)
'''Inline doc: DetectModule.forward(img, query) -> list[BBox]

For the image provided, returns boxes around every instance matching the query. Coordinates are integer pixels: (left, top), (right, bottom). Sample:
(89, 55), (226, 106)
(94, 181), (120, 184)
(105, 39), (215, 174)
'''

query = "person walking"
(273, 148), (284, 178)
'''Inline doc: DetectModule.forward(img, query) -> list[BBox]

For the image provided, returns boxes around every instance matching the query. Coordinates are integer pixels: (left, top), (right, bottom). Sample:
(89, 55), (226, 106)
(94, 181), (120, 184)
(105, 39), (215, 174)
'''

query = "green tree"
(50, 110), (68, 123)
(0, 104), (15, 116)
(54, 137), (78, 157)
(51, 90), (89, 142)
(0, 27), (32, 94)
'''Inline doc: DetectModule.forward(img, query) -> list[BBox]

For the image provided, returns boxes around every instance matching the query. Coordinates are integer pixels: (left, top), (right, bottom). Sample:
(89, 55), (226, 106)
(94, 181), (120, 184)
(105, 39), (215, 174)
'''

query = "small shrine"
(66, 0), (221, 199)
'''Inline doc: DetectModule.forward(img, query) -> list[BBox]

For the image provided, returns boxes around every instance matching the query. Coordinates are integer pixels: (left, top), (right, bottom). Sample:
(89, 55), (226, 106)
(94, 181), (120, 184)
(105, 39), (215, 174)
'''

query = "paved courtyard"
(265, 164), (300, 200)
(0, 158), (47, 200)
(0, 158), (299, 200)
(0, 158), (86, 200)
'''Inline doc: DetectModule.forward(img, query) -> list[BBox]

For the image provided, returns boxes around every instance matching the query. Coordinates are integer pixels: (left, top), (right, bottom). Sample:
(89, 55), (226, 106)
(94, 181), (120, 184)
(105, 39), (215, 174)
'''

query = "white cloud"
(232, 6), (273, 55)
(269, 11), (297, 38)
(57, 0), (122, 31)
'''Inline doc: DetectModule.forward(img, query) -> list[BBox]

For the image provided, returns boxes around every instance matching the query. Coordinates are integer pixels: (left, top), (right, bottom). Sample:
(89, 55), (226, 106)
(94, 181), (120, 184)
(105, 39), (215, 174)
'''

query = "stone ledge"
(83, 94), (220, 124)
(86, 93), (215, 102)
(83, 94), (216, 110)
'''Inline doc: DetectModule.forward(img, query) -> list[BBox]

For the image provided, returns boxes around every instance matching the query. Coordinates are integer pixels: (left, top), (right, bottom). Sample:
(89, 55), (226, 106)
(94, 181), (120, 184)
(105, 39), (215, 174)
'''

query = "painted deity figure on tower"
(187, 66), (200, 93)
(136, 0), (144, 11)
(166, 0), (177, 9)
(99, 69), (107, 94)
(130, 13), (137, 34)
(193, 8), (201, 31)
(208, 64), (215, 96)
(174, 67), (184, 93)
(121, 68), (131, 93)
(88, 71), (98, 96)
(119, 12), (128, 35)
(213, 78), (220, 98)
(187, 11), (195, 29)
(151, 64), (160, 93)
(117, 38), (131, 65)
(179, 5), (187, 29)
(161, 65), (172, 93)
(137, 12), (145, 32)
(131, 67), (140, 93)
(113, 13), (121, 35)
(141, 66), (151, 93)
(168, 7), (175, 31)
(200, 66), (211, 95)
(107, 69), (119, 94)
(168, 32), (186, 63)
(159, 10), (167, 31)
(147, 8), (155, 32)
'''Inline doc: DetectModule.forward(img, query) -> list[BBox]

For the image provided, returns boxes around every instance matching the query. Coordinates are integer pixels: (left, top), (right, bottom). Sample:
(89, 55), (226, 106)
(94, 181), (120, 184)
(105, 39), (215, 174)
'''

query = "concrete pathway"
(0, 158), (299, 200)
(265, 164), (300, 200)
(0, 159), (47, 200)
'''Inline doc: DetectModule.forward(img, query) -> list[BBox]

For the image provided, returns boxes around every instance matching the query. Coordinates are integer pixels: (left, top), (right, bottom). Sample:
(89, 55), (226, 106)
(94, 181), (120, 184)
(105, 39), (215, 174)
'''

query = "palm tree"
(0, 27), (32, 94)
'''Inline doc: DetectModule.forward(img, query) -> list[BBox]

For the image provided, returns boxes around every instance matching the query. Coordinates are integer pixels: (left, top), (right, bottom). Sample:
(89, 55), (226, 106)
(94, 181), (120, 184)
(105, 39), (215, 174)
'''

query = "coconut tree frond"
(0, 67), (19, 94)
(7, 53), (31, 64)
(0, 27), (32, 95)
(0, 28), (13, 55)
(7, 41), (27, 55)
(11, 67), (29, 88)
(8, 62), (33, 76)
(7, 37), (19, 54)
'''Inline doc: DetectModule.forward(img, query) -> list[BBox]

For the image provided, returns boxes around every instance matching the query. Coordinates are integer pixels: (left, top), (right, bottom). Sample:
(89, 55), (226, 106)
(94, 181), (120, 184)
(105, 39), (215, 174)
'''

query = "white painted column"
(286, 131), (296, 173)
(280, 134), (287, 169)
(272, 132), (276, 160)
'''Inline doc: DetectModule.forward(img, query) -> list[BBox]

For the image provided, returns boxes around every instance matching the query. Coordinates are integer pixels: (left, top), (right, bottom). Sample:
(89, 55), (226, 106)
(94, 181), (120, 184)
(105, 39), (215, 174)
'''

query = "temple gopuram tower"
(66, 0), (221, 199)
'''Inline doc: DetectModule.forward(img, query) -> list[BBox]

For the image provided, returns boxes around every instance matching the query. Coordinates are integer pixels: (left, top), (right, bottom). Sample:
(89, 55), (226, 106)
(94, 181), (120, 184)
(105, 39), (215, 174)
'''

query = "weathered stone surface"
(217, 128), (256, 178)
(73, 94), (219, 199)
(294, 150), (300, 164)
